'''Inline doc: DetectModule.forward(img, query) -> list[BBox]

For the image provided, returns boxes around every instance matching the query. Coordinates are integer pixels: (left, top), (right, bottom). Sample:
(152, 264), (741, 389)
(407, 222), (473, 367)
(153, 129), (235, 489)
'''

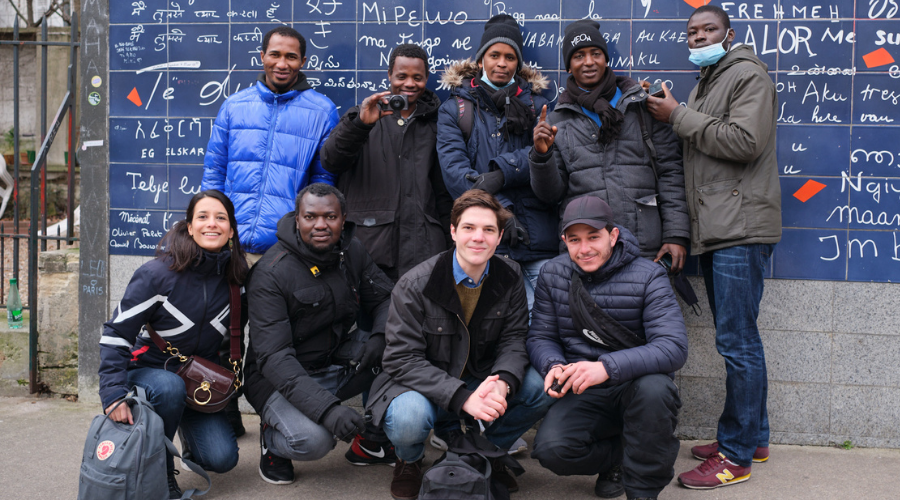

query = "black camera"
(658, 254), (673, 272)
(549, 379), (563, 393)
(648, 81), (665, 98)
(378, 94), (409, 111)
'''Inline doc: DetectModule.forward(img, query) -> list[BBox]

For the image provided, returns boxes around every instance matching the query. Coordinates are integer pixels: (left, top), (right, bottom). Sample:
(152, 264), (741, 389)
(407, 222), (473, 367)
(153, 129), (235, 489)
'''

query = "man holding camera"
(528, 20), (690, 272)
(436, 13), (559, 311)
(321, 44), (452, 283)
(527, 195), (687, 500)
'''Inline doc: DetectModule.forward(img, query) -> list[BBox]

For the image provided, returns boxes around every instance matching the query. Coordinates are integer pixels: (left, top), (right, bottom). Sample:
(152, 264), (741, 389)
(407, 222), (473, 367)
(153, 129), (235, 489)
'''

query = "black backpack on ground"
(419, 423), (524, 500)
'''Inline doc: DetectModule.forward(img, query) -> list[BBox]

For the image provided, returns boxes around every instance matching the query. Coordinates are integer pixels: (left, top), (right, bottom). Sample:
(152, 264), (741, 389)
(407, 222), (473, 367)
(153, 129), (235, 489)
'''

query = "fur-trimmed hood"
(438, 58), (548, 92)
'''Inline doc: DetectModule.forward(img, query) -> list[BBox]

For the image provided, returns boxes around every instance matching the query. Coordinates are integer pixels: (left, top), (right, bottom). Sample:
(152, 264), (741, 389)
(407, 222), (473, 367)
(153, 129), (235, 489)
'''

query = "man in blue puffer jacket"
(528, 195), (688, 500)
(203, 26), (339, 261)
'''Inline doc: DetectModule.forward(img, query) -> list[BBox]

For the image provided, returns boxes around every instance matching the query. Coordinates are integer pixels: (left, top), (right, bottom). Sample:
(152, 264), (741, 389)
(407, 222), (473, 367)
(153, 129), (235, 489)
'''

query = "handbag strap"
(144, 283), (242, 366)
(228, 284), (241, 362)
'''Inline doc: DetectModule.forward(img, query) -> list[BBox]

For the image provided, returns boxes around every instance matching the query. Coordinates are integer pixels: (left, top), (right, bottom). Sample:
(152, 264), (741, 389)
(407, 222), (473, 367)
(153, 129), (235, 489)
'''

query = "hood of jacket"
(274, 210), (358, 266)
(410, 88), (442, 118)
(438, 58), (548, 93)
(575, 225), (642, 282)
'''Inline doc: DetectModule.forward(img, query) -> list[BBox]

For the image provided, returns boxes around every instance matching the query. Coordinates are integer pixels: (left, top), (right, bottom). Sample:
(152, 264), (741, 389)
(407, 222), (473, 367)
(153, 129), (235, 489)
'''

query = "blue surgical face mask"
(688, 31), (732, 67)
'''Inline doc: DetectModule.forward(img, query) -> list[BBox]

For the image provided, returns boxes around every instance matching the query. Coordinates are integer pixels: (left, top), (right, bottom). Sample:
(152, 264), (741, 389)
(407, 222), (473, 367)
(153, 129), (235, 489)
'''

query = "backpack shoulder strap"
(456, 96), (475, 143)
(636, 104), (659, 183)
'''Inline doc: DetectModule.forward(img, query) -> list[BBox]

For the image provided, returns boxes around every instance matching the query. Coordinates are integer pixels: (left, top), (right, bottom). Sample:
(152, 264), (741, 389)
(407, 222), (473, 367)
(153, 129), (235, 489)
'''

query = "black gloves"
(353, 333), (386, 372)
(320, 405), (366, 442)
(501, 212), (530, 248)
(465, 170), (505, 194)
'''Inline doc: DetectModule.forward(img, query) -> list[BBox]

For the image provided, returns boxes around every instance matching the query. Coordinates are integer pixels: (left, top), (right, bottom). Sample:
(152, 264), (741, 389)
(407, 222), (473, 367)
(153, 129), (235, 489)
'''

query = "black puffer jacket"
(320, 89), (453, 281)
(437, 61), (559, 262)
(366, 251), (529, 426)
(527, 226), (688, 385)
(529, 78), (690, 258)
(243, 213), (393, 421)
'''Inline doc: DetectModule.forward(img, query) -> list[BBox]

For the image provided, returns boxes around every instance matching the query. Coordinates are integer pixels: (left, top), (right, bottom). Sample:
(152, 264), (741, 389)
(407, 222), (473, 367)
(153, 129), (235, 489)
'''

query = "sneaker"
(390, 458), (424, 500)
(492, 460), (519, 493)
(345, 434), (397, 466)
(678, 453), (750, 489)
(508, 437), (528, 456)
(259, 424), (294, 485)
(429, 429), (463, 452)
(167, 470), (182, 499)
(594, 463), (625, 498)
(691, 441), (769, 463)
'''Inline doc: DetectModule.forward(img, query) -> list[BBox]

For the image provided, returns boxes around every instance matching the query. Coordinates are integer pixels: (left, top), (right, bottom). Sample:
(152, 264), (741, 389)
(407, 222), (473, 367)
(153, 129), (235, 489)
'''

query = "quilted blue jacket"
(527, 226), (688, 385)
(202, 77), (339, 254)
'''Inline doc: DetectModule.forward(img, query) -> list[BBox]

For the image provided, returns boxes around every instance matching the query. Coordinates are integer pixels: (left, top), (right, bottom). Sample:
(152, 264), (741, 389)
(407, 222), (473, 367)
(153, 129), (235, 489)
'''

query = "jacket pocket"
(347, 210), (397, 268)
(423, 315), (456, 369)
(696, 179), (746, 245)
(78, 463), (126, 500)
(631, 192), (662, 254)
(290, 285), (331, 357)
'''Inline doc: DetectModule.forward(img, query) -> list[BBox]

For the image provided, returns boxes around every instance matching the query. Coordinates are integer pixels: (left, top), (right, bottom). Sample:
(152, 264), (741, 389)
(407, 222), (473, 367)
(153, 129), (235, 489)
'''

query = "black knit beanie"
(562, 20), (609, 71)
(474, 14), (524, 71)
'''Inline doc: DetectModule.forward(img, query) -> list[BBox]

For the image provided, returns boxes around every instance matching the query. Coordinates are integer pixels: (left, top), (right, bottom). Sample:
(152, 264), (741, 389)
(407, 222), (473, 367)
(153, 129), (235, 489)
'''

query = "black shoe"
(595, 463), (625, 498)
(345, 434), (398, 466)
(492, 460), (519, 493)
(259, 424), (294, 485)
(167, 470), (183, 499)
(225, 398), (246, 438)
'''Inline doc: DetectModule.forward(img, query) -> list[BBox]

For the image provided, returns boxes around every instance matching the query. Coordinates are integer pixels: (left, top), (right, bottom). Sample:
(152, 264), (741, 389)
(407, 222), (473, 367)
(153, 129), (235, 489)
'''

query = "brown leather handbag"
(146, 284), (242, 413)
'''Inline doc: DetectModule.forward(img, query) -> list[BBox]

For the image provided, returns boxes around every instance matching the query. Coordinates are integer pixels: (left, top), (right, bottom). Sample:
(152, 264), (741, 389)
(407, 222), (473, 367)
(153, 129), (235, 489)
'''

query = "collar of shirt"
(452, 249), (490, 288)
(580, 87), (622, 128)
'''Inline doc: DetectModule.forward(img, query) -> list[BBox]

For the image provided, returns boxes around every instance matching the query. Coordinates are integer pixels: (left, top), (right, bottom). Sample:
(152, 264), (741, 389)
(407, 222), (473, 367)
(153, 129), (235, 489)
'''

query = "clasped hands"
(461, 374), (509, 422)
(543, 361), (609, 399)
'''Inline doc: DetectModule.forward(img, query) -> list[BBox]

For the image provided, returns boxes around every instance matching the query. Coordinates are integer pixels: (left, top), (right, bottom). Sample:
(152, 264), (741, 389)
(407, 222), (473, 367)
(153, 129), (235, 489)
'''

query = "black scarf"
(560, 69), (628, 144)
(473, 71), (535, 140)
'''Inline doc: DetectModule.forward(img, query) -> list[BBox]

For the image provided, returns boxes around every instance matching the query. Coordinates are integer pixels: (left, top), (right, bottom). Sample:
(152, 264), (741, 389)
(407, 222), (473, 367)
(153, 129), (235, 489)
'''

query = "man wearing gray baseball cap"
(527, 195), (688, 500)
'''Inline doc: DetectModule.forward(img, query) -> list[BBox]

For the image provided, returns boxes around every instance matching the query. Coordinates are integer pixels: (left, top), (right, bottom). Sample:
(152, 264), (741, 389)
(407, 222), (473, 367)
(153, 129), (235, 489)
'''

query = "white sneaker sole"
(259, 465), (294, 485)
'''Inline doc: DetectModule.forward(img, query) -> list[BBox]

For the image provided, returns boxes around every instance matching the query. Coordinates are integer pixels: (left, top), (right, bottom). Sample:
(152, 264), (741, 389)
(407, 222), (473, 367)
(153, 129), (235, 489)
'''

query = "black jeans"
(532, 374), (681, 499)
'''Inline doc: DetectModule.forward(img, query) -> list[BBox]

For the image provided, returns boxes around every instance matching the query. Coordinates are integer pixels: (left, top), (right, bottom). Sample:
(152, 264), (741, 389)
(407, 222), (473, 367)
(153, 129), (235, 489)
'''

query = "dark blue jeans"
(699, 243), (774, 467)
(127, 367), (239, 474)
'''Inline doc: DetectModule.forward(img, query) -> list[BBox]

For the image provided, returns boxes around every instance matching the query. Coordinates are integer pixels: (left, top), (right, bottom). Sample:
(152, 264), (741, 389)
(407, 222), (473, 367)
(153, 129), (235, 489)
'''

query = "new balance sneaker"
(594, 462), (625, 498)
(691, 441), (769, 463)
(345, 434), (397, 466)
(678, 453), (750, 489)
(259, 424), (294, 485)
(390, 458), (424, 500)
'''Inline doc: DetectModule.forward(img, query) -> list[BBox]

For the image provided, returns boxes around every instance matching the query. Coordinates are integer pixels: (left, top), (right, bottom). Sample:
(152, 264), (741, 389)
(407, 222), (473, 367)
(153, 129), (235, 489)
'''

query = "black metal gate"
(0, 16), (80, 393)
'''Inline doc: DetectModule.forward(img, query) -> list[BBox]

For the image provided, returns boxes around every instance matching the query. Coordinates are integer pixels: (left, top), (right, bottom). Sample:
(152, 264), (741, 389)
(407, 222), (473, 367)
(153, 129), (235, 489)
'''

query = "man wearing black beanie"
(527, 19), (690, 500)
(437, 13), (560, 335)
(529, 19), (689, 272)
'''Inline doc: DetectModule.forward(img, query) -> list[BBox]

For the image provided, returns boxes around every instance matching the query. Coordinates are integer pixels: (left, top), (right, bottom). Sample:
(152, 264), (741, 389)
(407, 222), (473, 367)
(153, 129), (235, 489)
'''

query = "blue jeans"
(259, 363), (383, 460)
(127, 367), (239, 474)
(383, 367), (553, 462)
(520, 258), (550, 313)
(699, 243), (774, 467)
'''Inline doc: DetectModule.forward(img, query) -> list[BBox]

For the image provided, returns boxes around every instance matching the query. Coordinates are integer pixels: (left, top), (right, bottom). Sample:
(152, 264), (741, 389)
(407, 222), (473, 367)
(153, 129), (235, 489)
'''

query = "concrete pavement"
(2, 395), (897, 500)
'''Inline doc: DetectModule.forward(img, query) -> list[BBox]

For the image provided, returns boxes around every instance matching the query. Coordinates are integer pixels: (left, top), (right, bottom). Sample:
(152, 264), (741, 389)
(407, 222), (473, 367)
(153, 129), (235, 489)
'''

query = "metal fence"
(0, 15), (80, 393)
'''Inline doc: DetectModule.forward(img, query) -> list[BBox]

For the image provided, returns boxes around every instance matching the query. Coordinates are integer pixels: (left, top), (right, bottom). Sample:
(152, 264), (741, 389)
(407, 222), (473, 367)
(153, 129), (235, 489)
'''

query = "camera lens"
(388, 95), (405, 110)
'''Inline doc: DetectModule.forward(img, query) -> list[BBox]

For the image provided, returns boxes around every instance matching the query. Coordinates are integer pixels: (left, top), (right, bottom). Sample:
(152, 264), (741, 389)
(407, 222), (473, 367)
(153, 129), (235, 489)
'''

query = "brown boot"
(390, 458), (424, 500)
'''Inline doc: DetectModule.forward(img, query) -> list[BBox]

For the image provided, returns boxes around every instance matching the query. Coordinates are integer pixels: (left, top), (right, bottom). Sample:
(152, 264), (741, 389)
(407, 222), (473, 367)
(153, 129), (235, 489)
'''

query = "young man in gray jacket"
(646, 4), (781, 490)
(528, 195), (688, 500)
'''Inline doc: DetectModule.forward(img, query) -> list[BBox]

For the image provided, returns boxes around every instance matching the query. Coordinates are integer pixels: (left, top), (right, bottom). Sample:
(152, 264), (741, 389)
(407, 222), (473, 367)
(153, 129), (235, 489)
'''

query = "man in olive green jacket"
(646, 4), (780, 491)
